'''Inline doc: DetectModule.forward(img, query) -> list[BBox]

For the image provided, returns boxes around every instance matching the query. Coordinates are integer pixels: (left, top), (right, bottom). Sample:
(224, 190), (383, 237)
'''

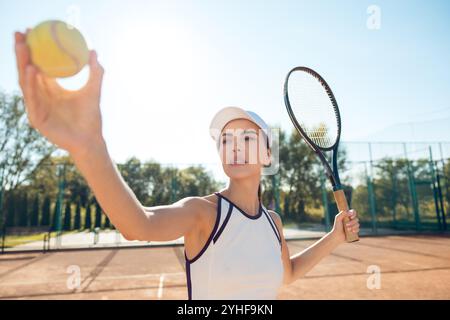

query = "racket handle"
(333, 189), (359, 242)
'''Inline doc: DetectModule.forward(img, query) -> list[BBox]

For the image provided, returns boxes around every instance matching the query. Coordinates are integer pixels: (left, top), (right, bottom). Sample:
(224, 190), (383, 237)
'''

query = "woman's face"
(218, 119), (271, 180)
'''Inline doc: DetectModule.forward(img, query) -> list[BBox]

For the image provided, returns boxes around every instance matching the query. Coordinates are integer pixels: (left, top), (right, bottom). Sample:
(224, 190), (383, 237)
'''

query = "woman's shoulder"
(266, 209), (283, 229)
(178, 193), (219, 218)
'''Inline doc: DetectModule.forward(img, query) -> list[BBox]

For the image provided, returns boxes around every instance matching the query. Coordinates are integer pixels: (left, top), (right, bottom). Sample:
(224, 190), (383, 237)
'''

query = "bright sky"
(1, 0), (450, 181)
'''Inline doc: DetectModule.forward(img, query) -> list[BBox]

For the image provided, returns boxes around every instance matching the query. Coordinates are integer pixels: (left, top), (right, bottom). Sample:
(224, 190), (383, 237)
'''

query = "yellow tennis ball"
(26, 20), (89, 78)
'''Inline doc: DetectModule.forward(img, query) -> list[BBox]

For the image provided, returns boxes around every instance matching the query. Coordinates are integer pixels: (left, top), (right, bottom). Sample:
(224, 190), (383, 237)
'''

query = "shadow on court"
(0, 235), (449, 300)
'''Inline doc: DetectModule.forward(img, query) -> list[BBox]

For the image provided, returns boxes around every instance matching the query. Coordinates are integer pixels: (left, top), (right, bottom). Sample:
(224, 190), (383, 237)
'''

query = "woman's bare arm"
(15, 31), (203, 242)
(71, 140), (206, 242)
(269, 209), (359, 285)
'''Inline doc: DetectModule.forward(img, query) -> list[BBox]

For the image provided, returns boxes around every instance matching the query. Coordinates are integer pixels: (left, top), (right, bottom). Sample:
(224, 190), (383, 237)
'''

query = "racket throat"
(331, 146), (342, 188)
(317, 150), (340, 189)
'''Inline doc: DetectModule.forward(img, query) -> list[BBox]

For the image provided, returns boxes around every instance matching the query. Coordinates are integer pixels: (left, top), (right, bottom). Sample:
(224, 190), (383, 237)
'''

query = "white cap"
(209, 106), (272, 147)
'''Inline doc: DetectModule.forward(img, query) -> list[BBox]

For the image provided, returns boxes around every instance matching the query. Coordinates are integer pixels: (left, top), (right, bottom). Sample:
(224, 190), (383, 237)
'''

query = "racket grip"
(333, 189), (359, 242)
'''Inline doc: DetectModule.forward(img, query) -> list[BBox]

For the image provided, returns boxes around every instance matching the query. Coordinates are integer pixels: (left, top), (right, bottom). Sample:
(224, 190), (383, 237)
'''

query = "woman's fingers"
(23, 64), (40, 127)
(341, 209), (359, 233)
(15, 31), (31, 90)
(345, 218), (360, 233)
(85, 50), (104, 94)
(15, 31), (48, 129)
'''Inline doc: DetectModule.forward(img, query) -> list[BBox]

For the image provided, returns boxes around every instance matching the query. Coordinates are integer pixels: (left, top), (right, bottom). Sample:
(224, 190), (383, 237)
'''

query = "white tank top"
(184, 192), (284, 300)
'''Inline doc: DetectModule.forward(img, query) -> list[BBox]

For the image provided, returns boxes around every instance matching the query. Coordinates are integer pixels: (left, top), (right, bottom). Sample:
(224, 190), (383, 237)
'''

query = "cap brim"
(209, 106), (272, 148)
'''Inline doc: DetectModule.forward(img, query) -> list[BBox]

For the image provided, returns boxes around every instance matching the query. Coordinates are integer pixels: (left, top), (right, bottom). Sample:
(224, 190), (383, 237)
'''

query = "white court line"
(403, 261), (429, 268)
(0, 272), (185, 287)
(98, 272), (185, 281)
(157, 274), (165, 299)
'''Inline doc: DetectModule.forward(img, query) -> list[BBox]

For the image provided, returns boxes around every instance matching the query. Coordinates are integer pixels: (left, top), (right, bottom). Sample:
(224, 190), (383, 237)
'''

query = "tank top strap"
(261, 206), (281, 245)
(213, 192), (234, 244)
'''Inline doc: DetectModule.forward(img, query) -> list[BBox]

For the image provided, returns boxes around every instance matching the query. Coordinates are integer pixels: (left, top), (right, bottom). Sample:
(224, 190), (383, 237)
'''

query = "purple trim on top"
(214, 192), (262, 220)
(185, 197), (222, 264)
(213, 200), (233, 244)
(262, 208), (282, 246)
(184, 251), (192, 300)
(184, 195), (222, 300)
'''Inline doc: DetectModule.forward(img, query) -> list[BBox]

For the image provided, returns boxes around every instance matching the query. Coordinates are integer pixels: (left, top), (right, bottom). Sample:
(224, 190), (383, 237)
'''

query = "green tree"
(94, 199), (102, 228)
(63, 201), (72, 231)
(30, 194), (40, 226)
(104, 215), (111, 229)
(64, 161), (90, 208)
(74, 200), (81, 230)
(41, 196), (51, 226)
(119, 157), (149, 203)
(178, 166), (222, 197)
(52, 198), (60, 231)
(18, 192), (29, 226)
(84, 202), (92, 230)
(5, 191), (16, 227)
(0, 92), (55, 194)
(279, 129), (321, 221)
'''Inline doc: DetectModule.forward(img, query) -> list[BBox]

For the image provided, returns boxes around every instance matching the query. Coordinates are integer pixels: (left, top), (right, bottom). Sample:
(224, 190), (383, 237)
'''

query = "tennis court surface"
(1, 234), (449, 300)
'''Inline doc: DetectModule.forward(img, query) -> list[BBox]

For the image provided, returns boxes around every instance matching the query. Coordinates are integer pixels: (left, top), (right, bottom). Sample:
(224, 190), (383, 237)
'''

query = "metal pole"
(435, 162), (447, 230)
(365, 162), (377, 234)
(368, 143), (378, 232)
(170, 171), (176, 203)
(271, 174), (281, 213)
(55, 163), (66, 248)
(403, 143), (420, 230)
(392, 166), (398, 227)
(0, 164), (5, 252)
(275, 174), (281, 213)
(428, 146), (442, 230)
(438, 142), (449, 226)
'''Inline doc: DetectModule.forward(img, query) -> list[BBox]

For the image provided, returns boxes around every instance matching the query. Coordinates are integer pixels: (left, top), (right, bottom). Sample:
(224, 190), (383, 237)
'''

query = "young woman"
(14, 31), (359, 300)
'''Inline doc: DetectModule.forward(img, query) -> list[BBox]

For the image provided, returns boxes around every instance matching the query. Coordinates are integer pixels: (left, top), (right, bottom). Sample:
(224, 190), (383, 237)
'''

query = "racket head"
(284, 66), (342, 152)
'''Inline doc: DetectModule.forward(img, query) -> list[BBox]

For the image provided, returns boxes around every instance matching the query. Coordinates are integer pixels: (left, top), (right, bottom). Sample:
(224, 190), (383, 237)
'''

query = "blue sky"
(1, 0), (449, 181)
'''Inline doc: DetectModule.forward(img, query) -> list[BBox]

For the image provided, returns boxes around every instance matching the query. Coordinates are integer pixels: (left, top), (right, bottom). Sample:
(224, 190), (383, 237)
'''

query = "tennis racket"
(283, 66), (359, 242)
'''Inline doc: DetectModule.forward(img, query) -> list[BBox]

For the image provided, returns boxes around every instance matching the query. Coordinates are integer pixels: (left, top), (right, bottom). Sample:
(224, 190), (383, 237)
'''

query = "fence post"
(391, 166), (398, 227)
(428, 146), (443, 230)
(365, 162), (377, 234)
(170, 170), (177, 203)
(55, 163), (66, 248)
(320, 171), (331, 232)
(368, 143), (378, 232)
(271, 174), (281, 213)
(403, 143), (420, 230)
(435, 163), (447, 230)
(0, 164), (4, 248)
(438, 142), (448, 230)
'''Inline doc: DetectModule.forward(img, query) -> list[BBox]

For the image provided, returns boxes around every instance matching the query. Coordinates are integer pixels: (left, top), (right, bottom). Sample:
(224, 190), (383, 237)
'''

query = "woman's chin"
(223, 163), (260, 179)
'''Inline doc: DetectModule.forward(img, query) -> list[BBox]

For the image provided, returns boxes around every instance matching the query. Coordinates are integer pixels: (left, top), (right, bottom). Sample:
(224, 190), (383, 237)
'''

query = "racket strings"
(302, 123), (332, 148)
(287, 71), (339, 149)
